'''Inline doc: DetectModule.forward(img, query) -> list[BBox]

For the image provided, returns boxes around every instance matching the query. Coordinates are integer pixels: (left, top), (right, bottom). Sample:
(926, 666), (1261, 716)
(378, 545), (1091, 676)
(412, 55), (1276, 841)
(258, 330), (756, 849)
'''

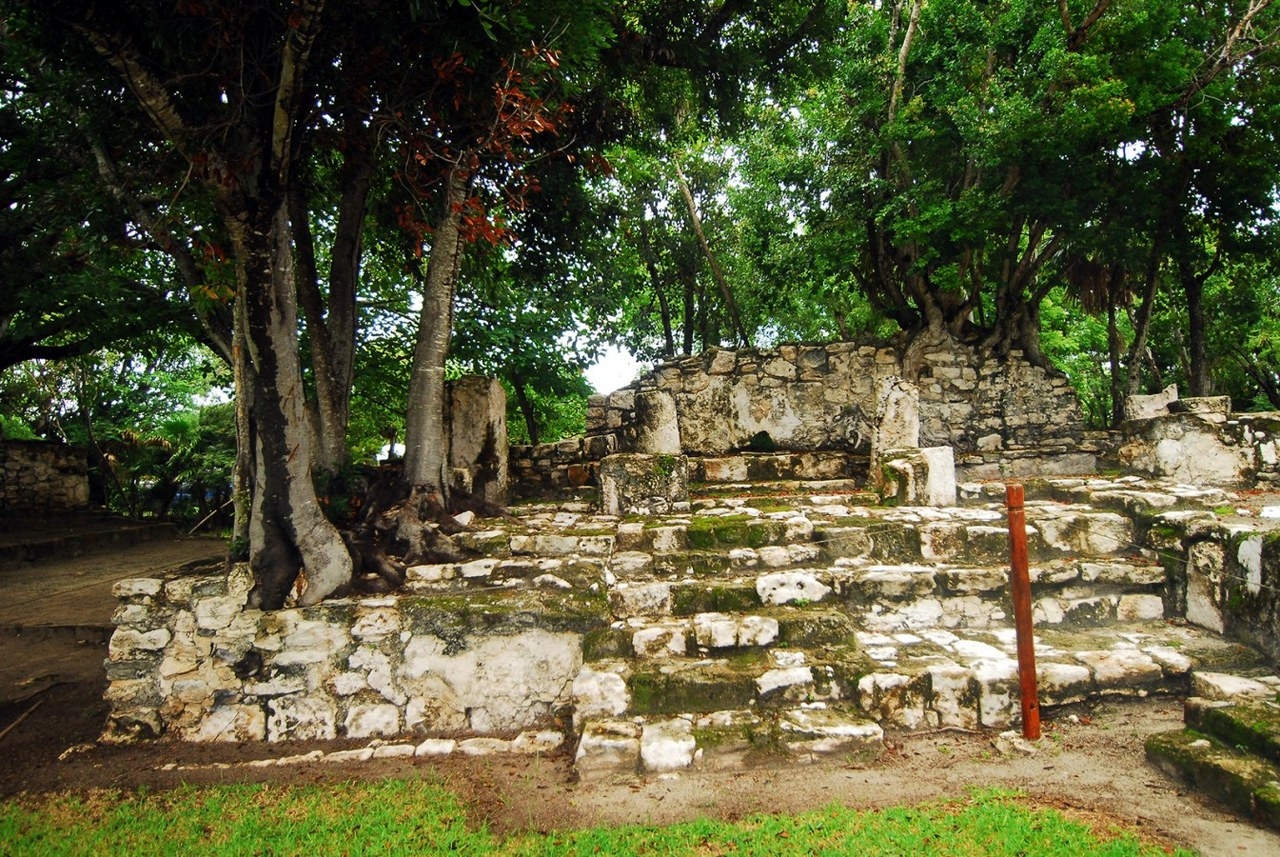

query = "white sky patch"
(586, 344), (642, 394)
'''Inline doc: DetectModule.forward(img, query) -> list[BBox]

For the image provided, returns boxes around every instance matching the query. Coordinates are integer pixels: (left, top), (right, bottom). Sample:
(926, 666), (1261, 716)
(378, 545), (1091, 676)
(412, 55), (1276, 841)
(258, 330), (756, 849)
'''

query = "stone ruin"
(0, 440), (89, 513)
(99, 340), (1280, 818)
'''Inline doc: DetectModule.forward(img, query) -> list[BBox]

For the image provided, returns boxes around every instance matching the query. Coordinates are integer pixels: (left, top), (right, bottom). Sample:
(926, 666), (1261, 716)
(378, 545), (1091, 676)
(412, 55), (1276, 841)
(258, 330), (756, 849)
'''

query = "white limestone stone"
(344, 703), (401, 738)
(610, 551), (655, 575)
(632, 625), (687, 657)
(459, 558), (499, 580)
(1191, 671), (1276, 701)
(574, 720), (640, 781)
(1074, 649), (1162, 690)
(512, 730), (565, 754)
(973, 658), (1020, 729)
(113, 578), (164, 599)
(266, 694), (338, 742)
(401, 629), (582, 733)
(1185, 541), (1226, 633)
(757, 571), (832, 605)
(609, 582), (672, 617)
(351, 608), (400, 639)
(108, 628), (172, 658)
(756, 667), (814, 698)
(571, 667), (631, 726)
(186, 704), (267, 742)
(415, 738), (458, 756)
(737, 615), (780, 647)
(372, 743), (417, 759)
(778, 708), (884, 756)
(640, 718), (697, 772)
(459, 737), (513, 756)
(926, 663), (978, 729)
(1036, 662), (1092, 705)
(693, 613), (739, 649)
(1116, 594), (1164, 621)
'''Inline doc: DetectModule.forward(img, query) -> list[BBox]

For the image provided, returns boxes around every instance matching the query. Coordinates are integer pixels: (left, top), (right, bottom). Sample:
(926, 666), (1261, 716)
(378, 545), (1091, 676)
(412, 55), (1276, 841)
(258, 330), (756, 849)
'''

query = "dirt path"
(0, 535), (224, 703)
(1, 536), (1278, 855)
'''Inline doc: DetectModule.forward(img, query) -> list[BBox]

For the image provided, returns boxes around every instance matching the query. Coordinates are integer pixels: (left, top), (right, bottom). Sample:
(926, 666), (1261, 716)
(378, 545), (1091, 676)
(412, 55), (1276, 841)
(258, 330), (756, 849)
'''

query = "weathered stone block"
(599, 453), (688, 516)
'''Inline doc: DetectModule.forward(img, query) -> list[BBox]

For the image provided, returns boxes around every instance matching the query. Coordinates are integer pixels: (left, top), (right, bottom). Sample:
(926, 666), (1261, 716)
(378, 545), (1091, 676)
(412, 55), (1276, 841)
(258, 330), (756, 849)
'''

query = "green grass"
(0, 782), (1190, 856)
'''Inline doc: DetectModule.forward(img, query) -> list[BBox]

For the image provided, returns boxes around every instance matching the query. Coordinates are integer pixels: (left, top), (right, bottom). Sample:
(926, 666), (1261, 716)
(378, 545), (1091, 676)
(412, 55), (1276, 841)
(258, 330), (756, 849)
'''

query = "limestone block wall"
(104, 565), (585, 743)
(1118, 408), (1280, 487)
(0, 440), (89, 513)
(509, 435), (615, 499)
(585, 340), (1096, 480)
(1157, 516), (1280, 666)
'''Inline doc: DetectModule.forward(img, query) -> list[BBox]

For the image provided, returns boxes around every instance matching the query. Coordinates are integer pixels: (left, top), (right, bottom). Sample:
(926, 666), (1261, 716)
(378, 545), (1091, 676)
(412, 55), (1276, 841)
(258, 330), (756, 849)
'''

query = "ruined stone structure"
(447, 376), (509, 504)
(1118, 391), (1280, 487)
(0, 440), (89, 513)
(105, 564), (590, 743)
(508, 340), (1099, 497)
(586, 339), (1097, 483)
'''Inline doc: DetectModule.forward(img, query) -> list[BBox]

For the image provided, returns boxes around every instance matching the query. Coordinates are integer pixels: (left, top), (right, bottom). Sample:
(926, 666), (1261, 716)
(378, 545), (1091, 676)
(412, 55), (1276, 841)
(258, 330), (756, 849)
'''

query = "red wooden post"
(1005, 483), (1041, 740)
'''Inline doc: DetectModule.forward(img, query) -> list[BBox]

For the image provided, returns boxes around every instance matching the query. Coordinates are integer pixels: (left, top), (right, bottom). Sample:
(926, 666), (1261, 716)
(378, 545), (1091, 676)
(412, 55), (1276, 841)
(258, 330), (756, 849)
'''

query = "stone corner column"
(633, 389), (682, 455)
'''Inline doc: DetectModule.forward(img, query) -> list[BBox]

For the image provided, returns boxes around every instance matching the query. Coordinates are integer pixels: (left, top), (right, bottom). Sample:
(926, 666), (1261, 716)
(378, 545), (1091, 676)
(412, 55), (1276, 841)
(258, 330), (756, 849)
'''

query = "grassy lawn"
(0, 779), (1189, 856)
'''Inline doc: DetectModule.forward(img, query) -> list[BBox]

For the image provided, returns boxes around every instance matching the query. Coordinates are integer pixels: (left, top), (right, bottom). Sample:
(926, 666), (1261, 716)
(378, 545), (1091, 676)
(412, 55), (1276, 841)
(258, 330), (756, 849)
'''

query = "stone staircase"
(401, 465), (1270, 781)
(1147, 672), (1280, 829)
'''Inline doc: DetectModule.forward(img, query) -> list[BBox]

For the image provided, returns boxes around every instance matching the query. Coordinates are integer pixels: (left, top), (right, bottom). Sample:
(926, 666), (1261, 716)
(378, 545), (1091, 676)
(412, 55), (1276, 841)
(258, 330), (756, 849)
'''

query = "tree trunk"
(291, 124), (374, 476)
(403, 173), (464, 493)
(236, 205), (352, 609)
(1125, 239), (1164, 400)
(638, 212), (676, 359)
(231, 292), (252, 560)
(511, 374), (541, 446)
(1108, 299), (1125, 427)
(673, 159), (749, 348)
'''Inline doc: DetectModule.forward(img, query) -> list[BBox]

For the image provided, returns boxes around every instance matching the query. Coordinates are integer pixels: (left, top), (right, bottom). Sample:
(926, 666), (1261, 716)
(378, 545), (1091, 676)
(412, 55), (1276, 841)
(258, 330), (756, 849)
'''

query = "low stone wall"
(1154, 512), (1280, 665)
(104, 565), (588, 743)
(509, 435), (614, 499)
(584, 339), (1096, 481)
(1118, 400), (1280, 487)
(0, 440), (89, 513)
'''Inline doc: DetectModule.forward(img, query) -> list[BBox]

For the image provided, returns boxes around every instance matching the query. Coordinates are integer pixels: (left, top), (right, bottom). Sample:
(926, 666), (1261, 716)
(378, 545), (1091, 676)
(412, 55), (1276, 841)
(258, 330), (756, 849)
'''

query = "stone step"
(575, 622), (1265, 740)
(1184, 678), (1280, 767)
(1144, 668), (1280, 830)
(605, 558), (1166, 629)
(691, 451), (868, 485)
(1146, 730), (1280, 829)
(574, 705), (884, 781)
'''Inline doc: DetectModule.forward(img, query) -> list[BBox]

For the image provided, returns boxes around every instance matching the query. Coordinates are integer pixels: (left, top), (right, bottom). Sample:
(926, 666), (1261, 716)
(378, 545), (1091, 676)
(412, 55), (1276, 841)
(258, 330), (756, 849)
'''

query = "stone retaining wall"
(0, 440), (89, 513)
(1155, 511), (1280, 665)
(104, 565), (587, 743)
(584, 339), (1097, 481)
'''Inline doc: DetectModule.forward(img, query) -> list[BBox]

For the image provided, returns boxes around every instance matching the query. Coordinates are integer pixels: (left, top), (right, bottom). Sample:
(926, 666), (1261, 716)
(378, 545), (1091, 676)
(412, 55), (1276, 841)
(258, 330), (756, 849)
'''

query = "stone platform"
(100, 472), (1280, 806)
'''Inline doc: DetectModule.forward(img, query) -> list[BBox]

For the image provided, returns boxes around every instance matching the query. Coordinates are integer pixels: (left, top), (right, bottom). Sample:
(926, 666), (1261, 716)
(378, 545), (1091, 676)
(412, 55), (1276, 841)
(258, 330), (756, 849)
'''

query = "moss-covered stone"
(583, 626), (632, 661)
(670, 583), (760, 616)
(651, 550), (734, 576)
(746, 519), (787, 548)
(869, 524), (922, 562)
(1188, 700), (1280, 767)
(777, 611), (858, 647)
(628, 663), (758, 715)
(1146, 729), (1280, 823)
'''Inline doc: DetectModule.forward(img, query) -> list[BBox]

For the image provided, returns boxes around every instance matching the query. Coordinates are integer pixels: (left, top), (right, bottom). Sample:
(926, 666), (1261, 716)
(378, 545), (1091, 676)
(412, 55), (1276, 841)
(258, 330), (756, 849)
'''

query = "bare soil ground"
(1, 529), (1278, 856)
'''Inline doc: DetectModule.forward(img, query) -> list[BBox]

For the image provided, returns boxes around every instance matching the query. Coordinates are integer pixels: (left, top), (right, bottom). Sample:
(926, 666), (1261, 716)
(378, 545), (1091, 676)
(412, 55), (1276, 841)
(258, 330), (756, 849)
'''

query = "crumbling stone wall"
(509, 436), (614, 499)
(0, 440), (89, 513)
(585, 339), (1098, 481)
(1117, 395), (1280, 487)
(1155, 514), (1280, 665)
(104, 566), (586, 743)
